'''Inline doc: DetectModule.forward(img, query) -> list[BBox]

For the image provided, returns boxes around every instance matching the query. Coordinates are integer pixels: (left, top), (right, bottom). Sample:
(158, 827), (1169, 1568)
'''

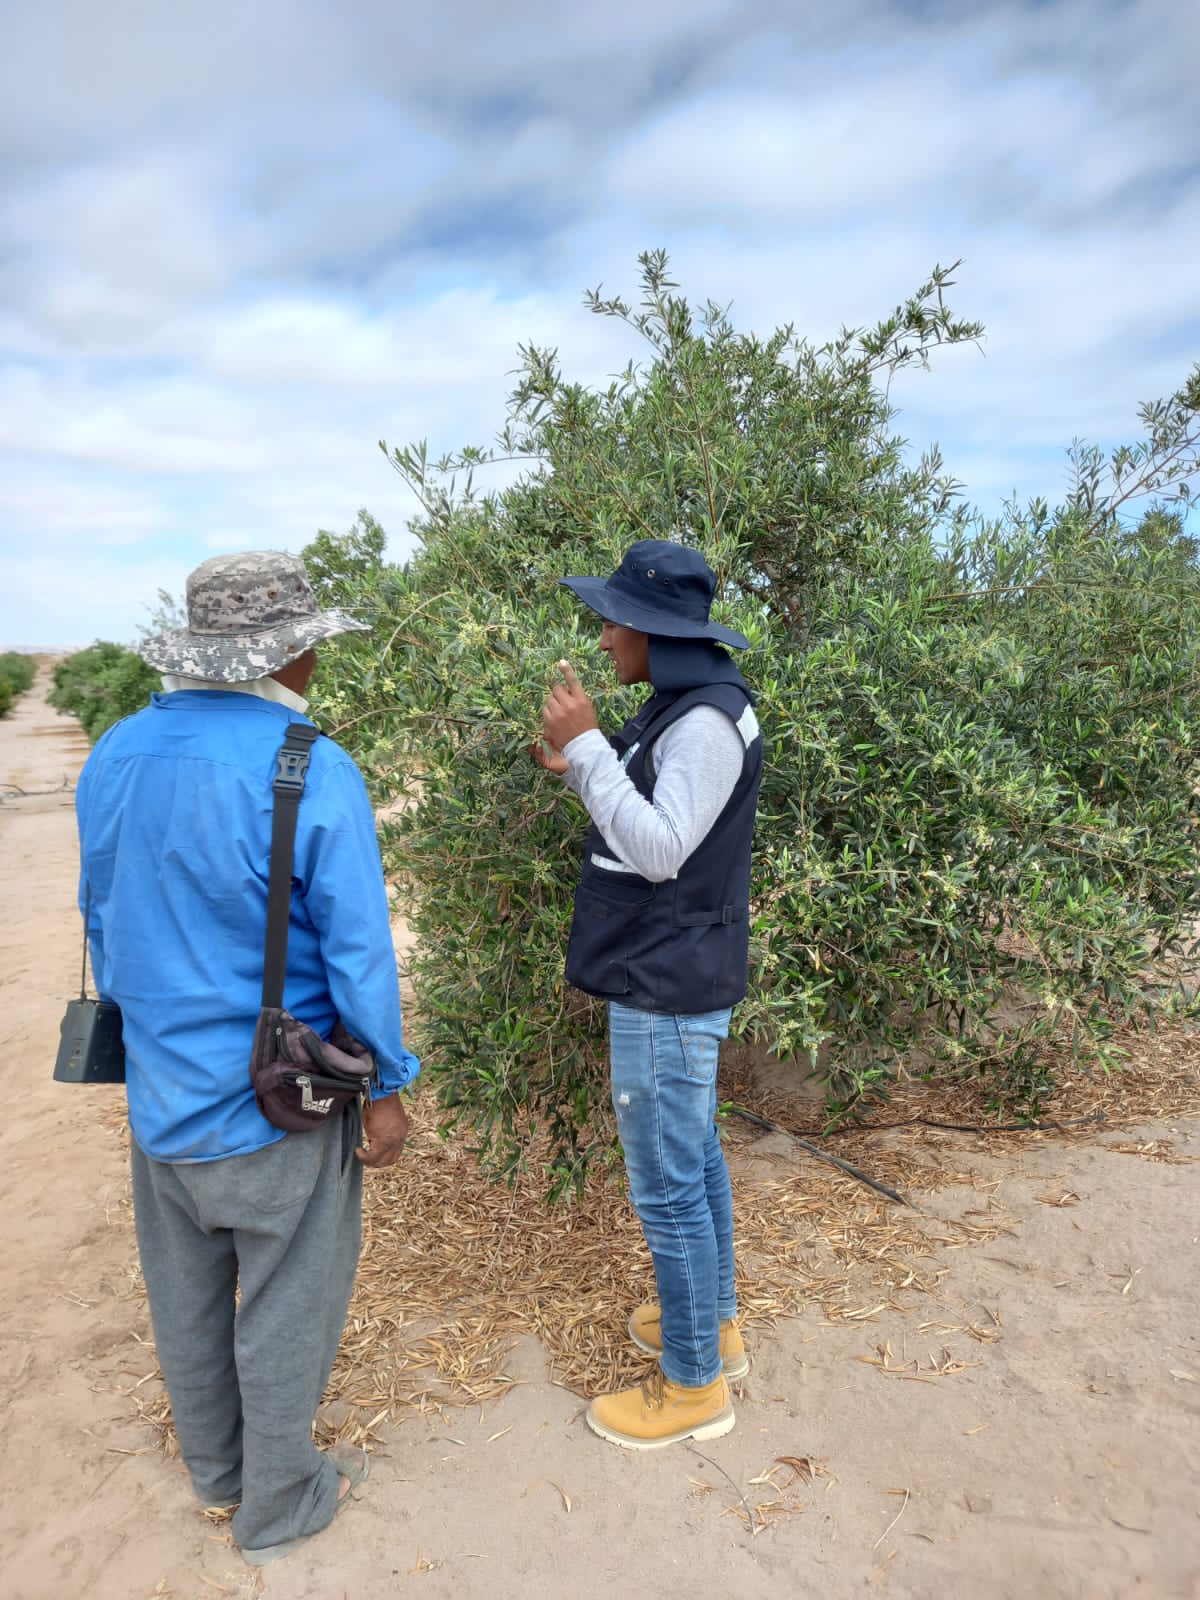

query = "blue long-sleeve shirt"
(76, 690), (419, 1162)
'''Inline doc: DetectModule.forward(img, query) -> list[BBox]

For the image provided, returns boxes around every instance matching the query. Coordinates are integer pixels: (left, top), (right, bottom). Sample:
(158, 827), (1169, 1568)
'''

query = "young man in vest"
(534, 539), (763, 1449)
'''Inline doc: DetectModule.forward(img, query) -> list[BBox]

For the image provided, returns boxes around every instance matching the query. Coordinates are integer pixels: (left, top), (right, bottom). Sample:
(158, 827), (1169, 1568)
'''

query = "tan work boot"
(586, 1369), (734, 1449)
(628, 1302), (750, 1379)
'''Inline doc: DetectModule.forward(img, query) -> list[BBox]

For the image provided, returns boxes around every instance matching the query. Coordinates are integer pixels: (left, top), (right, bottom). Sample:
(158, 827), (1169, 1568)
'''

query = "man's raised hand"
(531, 739), (570, 775)
(540, 659), (599, 757)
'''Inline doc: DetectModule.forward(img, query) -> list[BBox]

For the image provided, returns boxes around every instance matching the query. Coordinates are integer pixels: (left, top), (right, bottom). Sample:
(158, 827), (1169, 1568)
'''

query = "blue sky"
(1, 0), (1197, 647)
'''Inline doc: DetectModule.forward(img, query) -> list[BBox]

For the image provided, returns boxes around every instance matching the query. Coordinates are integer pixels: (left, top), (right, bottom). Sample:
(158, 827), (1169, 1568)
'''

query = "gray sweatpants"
(130, 1107), (363, 1553)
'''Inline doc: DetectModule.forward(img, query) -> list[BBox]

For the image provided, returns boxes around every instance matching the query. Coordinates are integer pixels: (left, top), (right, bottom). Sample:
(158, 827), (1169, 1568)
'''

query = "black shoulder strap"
(79, 885), (93, 1001)
(261, 723), (320, 1009)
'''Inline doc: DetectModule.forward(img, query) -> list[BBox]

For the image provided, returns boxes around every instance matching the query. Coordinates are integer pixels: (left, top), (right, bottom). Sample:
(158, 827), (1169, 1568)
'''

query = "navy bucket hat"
(559, 539), (749, 650)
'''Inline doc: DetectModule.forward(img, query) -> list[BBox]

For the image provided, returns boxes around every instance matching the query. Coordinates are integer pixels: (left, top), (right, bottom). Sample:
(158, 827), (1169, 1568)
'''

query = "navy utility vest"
(564, 681), (763, 1015)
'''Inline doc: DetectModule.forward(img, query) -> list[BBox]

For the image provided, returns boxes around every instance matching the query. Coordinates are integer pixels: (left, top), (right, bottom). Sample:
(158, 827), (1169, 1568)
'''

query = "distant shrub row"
(0, 652), (36, 717)
(48, 643), (161, 741)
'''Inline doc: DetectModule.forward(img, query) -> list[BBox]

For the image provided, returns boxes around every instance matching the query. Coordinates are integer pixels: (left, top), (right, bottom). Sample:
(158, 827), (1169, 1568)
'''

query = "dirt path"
(1, 671), (1198, 1600)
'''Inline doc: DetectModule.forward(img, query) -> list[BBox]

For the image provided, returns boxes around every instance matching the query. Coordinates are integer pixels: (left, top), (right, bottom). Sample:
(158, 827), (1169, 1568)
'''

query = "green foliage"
(48, 642), (162, 741)
(304, 509), (388, 607)
(302, 511), (420, 798)
(0, 651), (35, 715)
(304, 252), (1200, 1195)
(0, 652), (36, 695)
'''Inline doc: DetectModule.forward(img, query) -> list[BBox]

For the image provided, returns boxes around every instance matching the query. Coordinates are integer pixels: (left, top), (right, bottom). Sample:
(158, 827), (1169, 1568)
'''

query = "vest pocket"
(588, 958), (631, 996)
(565, 880), (645, 998)
(577, 872), (654, 908)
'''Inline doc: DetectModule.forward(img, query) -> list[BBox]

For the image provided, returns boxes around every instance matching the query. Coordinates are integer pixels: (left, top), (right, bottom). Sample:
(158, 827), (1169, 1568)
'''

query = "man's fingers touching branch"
(541, 659), (599, 751)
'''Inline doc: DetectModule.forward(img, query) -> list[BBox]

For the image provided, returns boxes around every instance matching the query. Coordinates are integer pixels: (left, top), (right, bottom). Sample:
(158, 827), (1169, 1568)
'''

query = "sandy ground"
(1, 667), (1198, 1600)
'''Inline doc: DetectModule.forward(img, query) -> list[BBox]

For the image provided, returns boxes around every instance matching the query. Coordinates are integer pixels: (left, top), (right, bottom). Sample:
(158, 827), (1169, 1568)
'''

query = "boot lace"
(640, 1370), (666, 1411)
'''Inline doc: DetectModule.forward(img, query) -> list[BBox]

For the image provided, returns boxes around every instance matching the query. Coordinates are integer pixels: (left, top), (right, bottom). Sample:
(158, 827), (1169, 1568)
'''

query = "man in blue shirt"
(75, 551), (419, 1565)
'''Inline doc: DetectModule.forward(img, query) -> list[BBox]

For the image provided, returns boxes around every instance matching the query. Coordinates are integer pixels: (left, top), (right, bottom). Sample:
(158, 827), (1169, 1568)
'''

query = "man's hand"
(540, 660), (598, 756)
(356, 1093), (410, 1168)
(530, 740), (569, 776)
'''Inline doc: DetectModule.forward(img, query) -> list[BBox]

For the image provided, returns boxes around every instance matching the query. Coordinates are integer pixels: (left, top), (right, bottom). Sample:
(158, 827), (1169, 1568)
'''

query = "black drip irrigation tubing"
(874, 1113), (1107, 1135)
(728, 1105), (918, 1210)
(727, 1105), (1109, 1212)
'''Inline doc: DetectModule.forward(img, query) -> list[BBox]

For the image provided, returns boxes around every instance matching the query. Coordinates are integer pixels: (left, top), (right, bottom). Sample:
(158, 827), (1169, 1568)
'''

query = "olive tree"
(306, 254), (1200, 1194)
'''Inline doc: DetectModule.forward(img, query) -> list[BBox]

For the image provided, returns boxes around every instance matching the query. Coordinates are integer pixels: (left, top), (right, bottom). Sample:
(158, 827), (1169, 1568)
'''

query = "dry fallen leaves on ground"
(106, 1014), (1198, 1449)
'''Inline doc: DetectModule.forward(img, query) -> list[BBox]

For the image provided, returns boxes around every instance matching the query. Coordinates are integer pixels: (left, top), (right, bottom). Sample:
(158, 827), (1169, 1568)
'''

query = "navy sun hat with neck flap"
(559, 539), (750, 650)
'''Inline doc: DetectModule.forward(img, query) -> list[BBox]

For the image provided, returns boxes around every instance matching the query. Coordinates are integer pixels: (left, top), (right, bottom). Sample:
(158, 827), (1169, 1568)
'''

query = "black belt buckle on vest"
(54, 998), (126, 1084)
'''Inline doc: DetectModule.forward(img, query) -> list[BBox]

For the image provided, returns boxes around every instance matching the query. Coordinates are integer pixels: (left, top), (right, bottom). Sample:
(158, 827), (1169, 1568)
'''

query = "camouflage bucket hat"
(139, 551), (371, 682)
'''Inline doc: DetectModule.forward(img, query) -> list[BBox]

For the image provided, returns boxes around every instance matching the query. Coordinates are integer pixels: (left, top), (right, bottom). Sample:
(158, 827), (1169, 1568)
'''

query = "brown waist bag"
(249, 723), (378, 1133)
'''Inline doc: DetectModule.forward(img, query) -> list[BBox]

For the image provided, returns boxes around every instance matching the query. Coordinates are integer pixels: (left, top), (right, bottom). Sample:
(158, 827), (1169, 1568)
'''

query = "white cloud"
(0, 469), (164, 543)
(3, 151), (235, 343)
(180, 287), (576, 391)
(0, 549), (195, 650)
(1, 0), (1197, 649)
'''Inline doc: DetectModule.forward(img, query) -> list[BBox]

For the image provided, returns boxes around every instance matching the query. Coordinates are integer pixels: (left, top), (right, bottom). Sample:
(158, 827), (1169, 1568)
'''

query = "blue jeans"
(608, 1002), (737, 1388)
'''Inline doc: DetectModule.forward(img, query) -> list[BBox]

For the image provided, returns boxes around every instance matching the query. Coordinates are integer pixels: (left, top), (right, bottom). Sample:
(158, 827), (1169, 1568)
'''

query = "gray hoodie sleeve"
(560, 704), (744, 882)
